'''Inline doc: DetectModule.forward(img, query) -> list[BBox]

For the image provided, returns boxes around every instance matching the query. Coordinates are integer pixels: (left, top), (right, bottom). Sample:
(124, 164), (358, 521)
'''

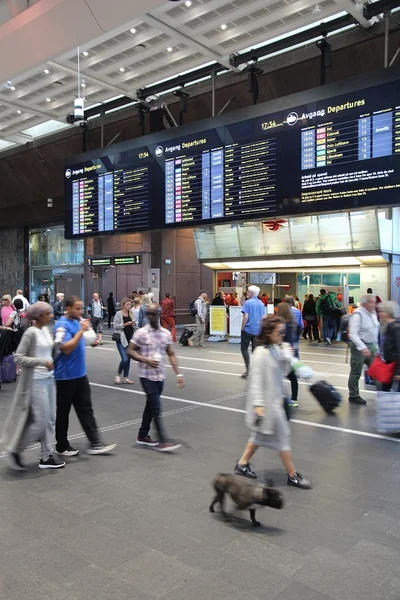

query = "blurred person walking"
(234, 315), (312, 488)
(54, 296), (116, 456)
(12, 289), (29, 311)
(188, 290), (208, 348)
(161, 293), (176, 342)
(1, 294), (13, 326)
(277, 302), (299, 408)
(113, 297), (135, 385)
(284, 295), (303, 357)
(376, 301), (400, 391)
(90, 292), (105, 345)
(302, 293), (320, 342)
(348, 294), (379, 405)
(107, 292), (117, 329)
(2, 302), (65, 470)
(128, 302), (184, 451)
(53, 293), (65, 320)
(240, 285), (265, 379)
(316, 289), (336, 345)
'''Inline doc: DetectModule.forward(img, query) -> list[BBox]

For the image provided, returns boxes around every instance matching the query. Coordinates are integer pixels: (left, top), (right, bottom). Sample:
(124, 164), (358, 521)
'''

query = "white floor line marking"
(90, 383), (399, 444)
(177, 355), (347, 368)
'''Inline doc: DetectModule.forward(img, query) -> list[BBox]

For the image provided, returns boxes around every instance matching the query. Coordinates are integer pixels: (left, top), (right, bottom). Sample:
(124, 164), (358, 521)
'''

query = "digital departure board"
(64, 70), (400, 238)
(66, 147), (151, 237)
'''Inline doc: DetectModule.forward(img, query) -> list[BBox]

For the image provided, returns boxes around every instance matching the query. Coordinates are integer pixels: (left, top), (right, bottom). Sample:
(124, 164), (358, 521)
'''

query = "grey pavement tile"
(222, 536), (306, 578)
(80, 480), (147, 509)
(295, 546), (391, 600)
(112, 549), (199, 598)
(271, 582), (336, 600)
(158, 571), (266, 600)
(39, 487), (110, 516)
(345, 539), (400, 579)
(65, 531), (149, 570)
(1, 538), (89, 586)
(62, 563), (152, 600)
(346, 511), (400, 548)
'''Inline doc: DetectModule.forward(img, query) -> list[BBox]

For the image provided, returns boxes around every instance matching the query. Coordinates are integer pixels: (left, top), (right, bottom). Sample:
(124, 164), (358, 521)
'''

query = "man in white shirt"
(90, 293), (105, 345)
(348, 294), (379, 405)
(13, 290), (29, 311)
(188, 290), (208, 348)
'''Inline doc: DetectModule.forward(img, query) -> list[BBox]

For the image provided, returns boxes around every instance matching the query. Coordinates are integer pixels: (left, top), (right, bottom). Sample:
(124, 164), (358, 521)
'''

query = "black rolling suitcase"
(309, 380), (342, 414)
(179, 327), (193, 346)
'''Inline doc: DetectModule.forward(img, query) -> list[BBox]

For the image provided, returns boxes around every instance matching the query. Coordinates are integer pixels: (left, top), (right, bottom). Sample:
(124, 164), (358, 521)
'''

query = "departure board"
(65, 72), (400, 238)
(67, 148), (151, 237)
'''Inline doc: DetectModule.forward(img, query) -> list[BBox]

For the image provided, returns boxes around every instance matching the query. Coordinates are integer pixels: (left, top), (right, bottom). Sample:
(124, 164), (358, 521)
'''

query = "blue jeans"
(323, 318), (336, 341)
(116, 342), (131, 378)
(139, 378), (166, 443)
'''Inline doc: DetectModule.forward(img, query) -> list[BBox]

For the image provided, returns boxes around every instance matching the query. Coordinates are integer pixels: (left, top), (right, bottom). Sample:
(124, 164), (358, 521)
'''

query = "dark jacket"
(302, 299), (317, 320)
(383, 320), (400, 378)
(107, 296), (116, 315)
(53, 301), (64, 320)
(211, 296), (225, 306)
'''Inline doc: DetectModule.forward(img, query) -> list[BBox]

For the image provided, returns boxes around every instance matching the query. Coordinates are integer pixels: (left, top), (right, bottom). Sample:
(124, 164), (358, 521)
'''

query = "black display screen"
(64, 73), (400, 238)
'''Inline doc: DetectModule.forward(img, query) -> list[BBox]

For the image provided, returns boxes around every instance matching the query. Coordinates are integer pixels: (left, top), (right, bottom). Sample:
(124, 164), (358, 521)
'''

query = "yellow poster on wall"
(209, 306), (227, 336)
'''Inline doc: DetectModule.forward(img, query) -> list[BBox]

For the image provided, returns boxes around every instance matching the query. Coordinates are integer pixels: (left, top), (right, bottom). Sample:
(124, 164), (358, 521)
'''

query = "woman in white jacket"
(234, 315), (312, 489)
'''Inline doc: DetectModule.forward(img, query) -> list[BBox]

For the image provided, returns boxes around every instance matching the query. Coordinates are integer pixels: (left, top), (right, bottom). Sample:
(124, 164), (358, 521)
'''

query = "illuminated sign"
(114, 255), (142, 265)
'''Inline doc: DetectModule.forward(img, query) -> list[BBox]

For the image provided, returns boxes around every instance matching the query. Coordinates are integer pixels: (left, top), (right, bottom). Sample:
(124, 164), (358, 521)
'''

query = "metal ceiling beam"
(47, 61), (133, 97)
(364, 0), (400, 19)
(142, 13), (240, 72)
(333, 0), (374, 27)
(0, 96), (58, 120)
(230, 12), (353, 66)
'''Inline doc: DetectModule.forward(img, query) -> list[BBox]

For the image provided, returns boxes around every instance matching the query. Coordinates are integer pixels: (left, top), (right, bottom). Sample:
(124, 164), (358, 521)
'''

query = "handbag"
(376, 391), (400, 433)
(112, 332), (121, 343)
(367, 355), (396, 385)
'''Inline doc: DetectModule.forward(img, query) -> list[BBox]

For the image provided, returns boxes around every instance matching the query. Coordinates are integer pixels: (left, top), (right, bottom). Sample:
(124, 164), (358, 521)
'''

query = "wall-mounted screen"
(64, 71), (400, 239)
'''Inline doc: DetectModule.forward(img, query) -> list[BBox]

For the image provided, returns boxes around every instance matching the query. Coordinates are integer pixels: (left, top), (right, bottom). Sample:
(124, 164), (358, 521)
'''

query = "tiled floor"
(0, 338), (399, 600)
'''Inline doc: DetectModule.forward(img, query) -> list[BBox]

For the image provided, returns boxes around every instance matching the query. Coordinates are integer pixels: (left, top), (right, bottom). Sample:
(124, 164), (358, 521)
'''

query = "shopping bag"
(376, 391), (400, 433)
(368, 355), (396, 385)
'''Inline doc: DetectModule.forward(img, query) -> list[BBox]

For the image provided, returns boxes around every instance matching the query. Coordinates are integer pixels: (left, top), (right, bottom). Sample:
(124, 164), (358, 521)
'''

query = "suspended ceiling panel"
(0, 0), (376, 146)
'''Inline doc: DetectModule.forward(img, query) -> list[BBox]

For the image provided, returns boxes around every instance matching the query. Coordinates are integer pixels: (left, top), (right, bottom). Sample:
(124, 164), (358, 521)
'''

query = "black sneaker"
(87, 442), (117, 455)
(39, 455), (66, 469)
(287, 472), (312, 489)
(241, 372), (249, 379)
(349, 396), (367, 405)
(137, 435), (159, 447)
(55, 445), (80, 457)
(7, 452), (26, 471)
(234, 462), (257, 479)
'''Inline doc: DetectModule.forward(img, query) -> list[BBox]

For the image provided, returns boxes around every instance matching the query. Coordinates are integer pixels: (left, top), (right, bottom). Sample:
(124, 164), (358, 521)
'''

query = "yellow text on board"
(210, 307), (227, 335)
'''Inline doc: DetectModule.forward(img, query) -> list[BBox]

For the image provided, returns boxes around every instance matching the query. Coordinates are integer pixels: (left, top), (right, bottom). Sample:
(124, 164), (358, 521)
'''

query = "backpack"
(13, 310), (30, 332)
(189, 300), (198, 317)
(319, 296), (333, 317)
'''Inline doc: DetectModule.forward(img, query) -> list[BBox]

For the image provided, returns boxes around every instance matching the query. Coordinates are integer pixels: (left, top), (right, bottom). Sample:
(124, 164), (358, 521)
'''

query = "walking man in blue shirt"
(54, 296), (116, 456)
(241, 285), (265, 379)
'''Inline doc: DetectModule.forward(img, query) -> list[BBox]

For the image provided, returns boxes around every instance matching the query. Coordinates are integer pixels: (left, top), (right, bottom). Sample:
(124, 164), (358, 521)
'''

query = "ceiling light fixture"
(81, 82), (86, 88)
(46, 97), (51, 102)
(312, 3), (322, 12)
(83, 51), (89, 57)
(44, 69), (50, 74)
(167, 46), (173, 52)
(10, 86), (15, 91)
(221, 23), (227, 30)
(185, 0), (192, 6)
(17, 110), (22, 114)
(119, 67), (125, 72)
(130, 27), (137, 34)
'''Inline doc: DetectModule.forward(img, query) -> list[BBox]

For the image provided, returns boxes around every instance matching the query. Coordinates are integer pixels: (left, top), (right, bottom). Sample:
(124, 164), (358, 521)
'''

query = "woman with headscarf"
(1, 302), (66, 471)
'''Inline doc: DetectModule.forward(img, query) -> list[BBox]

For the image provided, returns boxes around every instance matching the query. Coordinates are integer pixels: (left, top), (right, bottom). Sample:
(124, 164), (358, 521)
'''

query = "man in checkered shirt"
(128, 303), (184, 452)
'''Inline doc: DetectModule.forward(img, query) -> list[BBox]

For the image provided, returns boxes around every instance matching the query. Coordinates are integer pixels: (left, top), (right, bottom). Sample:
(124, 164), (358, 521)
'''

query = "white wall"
(360, 266), (389, 301)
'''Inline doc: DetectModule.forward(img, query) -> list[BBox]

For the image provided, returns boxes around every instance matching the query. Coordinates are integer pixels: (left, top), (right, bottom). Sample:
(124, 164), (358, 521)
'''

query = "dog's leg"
(249, 508), (261, 527)
(219, 493), (232, 522)
(209, 495), (219, 513)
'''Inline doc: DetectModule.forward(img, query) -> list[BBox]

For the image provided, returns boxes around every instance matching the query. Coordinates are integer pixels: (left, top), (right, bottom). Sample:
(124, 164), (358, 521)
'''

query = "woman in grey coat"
(234, 315), (312, 489)
(1, 302), (65, 471)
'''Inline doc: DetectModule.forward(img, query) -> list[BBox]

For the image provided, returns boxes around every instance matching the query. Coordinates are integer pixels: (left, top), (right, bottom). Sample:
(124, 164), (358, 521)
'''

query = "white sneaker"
(325, 338), (332, 345)
(114, 375), (121, 384)
(87, 442), (117, 455)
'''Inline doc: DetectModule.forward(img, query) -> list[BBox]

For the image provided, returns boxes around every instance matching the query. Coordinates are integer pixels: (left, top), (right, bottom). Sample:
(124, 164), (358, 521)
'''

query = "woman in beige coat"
(234, 315), (312, 489)
(1, 302), (65, 471)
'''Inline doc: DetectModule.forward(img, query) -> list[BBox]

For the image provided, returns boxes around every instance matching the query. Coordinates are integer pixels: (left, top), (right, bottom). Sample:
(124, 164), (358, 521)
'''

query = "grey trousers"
(191, 315), (205, 347)
(17, 377), (56, 459)
(348, 342), (377, 399)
